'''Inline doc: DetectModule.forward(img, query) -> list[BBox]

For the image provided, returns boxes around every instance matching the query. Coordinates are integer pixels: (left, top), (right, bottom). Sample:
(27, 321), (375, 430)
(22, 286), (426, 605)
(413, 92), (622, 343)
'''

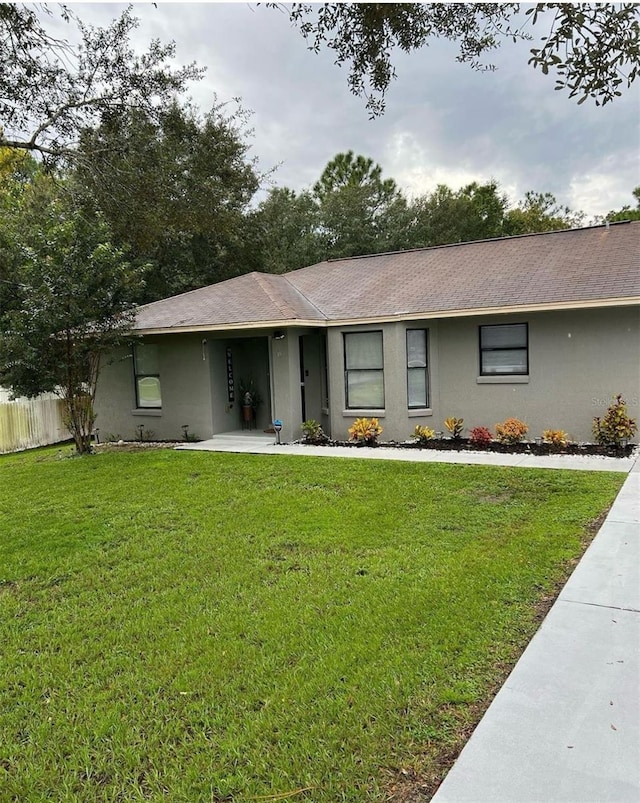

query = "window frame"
(479, 323), (529, 377)
(133, 343), (162, 409)
(406, 328), (430, 409)
(343, 330), (385, 410)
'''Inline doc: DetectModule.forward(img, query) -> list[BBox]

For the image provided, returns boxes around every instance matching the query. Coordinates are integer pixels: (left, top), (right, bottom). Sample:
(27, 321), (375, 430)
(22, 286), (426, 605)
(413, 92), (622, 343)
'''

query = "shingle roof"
(135, 271), (325, 330)
(134, 222), (640, 331)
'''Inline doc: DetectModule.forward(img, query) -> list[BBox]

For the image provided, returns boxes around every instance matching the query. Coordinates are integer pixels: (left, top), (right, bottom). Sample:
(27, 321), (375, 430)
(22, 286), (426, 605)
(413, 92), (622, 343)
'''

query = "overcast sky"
(64, 2), (640, 218)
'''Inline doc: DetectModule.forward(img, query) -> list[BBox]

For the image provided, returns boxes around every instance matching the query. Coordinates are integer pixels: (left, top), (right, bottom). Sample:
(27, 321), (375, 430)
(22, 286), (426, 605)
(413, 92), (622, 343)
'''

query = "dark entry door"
(299, 336), (307, 422)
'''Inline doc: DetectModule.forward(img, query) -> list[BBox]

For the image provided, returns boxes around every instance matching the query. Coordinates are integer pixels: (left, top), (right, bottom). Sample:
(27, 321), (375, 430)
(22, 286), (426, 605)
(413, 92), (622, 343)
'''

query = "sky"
(49, 2), (640, 218)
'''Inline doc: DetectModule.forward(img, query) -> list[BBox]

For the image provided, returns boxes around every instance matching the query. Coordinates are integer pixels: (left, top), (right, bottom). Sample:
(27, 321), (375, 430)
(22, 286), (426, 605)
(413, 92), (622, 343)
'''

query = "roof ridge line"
(281, 274), (328, 320)
(320, 220), (639, 264)
(253, 272), (302, 320)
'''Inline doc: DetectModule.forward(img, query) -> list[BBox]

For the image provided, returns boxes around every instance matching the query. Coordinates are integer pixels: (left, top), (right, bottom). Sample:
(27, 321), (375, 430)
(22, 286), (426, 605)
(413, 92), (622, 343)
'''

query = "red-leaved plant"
(469, 426), (492, 446)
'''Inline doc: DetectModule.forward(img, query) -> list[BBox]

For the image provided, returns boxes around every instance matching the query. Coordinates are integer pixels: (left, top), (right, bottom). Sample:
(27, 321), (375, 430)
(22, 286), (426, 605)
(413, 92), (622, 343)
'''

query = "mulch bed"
(301, 437), (635, 458)
(93, 438), (635, 459)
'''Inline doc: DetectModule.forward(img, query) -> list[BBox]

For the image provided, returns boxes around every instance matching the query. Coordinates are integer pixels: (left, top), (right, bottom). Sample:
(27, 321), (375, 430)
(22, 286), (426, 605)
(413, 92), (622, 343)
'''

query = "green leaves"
(0, 172), (145, 452)
(0, 5), (202, 161)
(74, 100), (261, 302)
(285, 3), (640, 114)
(254, 156), (589, 274)
(526, 3), (640, 107)
(603, 186), (640, 222)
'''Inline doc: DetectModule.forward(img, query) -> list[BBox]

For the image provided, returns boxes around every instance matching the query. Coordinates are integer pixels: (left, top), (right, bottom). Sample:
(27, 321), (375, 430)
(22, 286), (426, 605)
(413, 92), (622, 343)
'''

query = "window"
(407, 329), (429, 408)
(344, 331), (384, 409)
(479, 323), (528, 375)
(133, 343), (162, 408)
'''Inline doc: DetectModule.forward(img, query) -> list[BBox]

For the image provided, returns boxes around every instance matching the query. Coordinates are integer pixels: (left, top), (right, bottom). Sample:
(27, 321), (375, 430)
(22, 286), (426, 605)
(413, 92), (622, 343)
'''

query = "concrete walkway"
(179, 434), (640, 801)
(432, 464), (640, 803)
(176, 433), (637, 473)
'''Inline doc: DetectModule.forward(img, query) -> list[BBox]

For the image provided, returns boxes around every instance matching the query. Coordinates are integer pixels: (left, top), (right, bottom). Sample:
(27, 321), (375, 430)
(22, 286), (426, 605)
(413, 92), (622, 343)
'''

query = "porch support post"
(269, 330), (302, 443)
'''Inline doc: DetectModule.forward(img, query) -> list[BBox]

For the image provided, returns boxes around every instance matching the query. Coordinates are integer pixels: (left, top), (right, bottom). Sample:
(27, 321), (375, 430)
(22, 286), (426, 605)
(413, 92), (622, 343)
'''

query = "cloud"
(34, 3), (640, 217)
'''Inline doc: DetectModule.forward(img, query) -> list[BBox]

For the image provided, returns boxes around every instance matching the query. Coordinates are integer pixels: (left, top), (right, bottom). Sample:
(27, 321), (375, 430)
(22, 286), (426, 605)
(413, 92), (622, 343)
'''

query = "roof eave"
(131, 296), (639, 335)
(324, 296), (640, 327)
(132, 318), (328, 336)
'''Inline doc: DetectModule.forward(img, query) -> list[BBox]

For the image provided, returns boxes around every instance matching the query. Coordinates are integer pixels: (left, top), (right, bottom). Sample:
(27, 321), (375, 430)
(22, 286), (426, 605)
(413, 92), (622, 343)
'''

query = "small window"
(407, 329), (429, 408)
(479, 324), (528, 376)
(344, 331), (384, 409)
(133, 343), (162, 408)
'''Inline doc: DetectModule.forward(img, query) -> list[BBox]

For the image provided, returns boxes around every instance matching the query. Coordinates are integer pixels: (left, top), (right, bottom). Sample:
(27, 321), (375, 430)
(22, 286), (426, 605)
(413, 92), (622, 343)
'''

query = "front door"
(299, 333), (328, 428)
(299, 336), (307, 422)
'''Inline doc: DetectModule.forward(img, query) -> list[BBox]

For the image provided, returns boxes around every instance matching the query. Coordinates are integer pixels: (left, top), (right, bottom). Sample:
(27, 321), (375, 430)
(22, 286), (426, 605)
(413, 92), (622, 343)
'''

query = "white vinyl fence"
(0, 389), (70, 453)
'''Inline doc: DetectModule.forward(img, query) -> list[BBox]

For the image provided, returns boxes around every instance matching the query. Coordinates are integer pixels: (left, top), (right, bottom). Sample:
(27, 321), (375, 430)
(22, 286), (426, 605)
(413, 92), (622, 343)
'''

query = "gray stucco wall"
(95, 334), (214, 442)
(328, 306), (640, 443)
(96, 306), (638, 446)
(270, 330), (302, 443)
(96, 331), (290, 442)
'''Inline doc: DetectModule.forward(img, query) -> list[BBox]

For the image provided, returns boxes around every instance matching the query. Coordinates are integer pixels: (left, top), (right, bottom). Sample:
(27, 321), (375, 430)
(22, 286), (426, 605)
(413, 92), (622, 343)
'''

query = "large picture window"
(407, 329), (429, 408)
(133, 343), (162, 408)
(344, 331), (384, 409)
(479, 323), (528, 375)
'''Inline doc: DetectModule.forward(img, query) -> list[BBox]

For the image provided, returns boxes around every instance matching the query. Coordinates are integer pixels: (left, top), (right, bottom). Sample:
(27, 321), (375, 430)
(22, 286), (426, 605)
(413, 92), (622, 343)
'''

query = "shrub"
(469, 426), (492, 446)
(301, 419), (326, 442)
(593, 395), (637, 447)
(542, 429), (569, 448)
(412, 424), (436, 445)
(495, 418), (528, 445)
(444, 417), (464, 439)
(348, 417), (383, 445)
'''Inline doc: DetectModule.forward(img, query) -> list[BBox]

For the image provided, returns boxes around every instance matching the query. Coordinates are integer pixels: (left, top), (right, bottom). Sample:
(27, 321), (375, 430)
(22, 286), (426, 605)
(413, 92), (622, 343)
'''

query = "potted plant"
(238, 378), (262, 429)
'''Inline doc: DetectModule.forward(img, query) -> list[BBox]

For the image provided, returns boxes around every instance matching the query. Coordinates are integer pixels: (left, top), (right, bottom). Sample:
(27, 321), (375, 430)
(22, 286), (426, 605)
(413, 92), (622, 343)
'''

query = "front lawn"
(0, 447), (624, 801)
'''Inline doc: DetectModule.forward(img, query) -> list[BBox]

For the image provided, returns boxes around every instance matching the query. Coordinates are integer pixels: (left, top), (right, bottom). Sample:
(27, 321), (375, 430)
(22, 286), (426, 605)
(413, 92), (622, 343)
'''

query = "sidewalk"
(177, 435), (637, 473)
(431, 464), (640, 803)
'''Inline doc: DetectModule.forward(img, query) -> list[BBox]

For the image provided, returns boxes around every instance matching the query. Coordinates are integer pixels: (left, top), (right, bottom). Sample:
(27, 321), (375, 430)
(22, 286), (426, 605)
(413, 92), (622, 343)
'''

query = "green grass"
(0, 446), (624, 801)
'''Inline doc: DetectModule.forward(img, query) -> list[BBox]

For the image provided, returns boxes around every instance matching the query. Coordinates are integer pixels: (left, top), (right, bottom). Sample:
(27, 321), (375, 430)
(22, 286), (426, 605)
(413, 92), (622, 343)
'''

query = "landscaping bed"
(300, 436), (636, 458)
(301, 396), (638, 460)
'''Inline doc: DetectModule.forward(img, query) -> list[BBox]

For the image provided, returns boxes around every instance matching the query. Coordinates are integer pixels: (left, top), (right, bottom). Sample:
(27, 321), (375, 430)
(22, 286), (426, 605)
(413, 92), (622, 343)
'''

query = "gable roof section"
(134, 222), (640, 332)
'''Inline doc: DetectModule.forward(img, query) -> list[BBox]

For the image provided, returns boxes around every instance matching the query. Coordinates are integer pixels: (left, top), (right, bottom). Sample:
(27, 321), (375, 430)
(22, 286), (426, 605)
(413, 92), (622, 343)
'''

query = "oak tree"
(0, 4), (202, 163)
(73, 100), (261, 302)
(281, 3), (640, 116)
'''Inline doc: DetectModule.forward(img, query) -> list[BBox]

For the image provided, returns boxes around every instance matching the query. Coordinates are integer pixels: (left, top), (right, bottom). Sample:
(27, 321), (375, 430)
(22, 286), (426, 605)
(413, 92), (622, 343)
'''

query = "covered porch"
(207, 328), (329, 444)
